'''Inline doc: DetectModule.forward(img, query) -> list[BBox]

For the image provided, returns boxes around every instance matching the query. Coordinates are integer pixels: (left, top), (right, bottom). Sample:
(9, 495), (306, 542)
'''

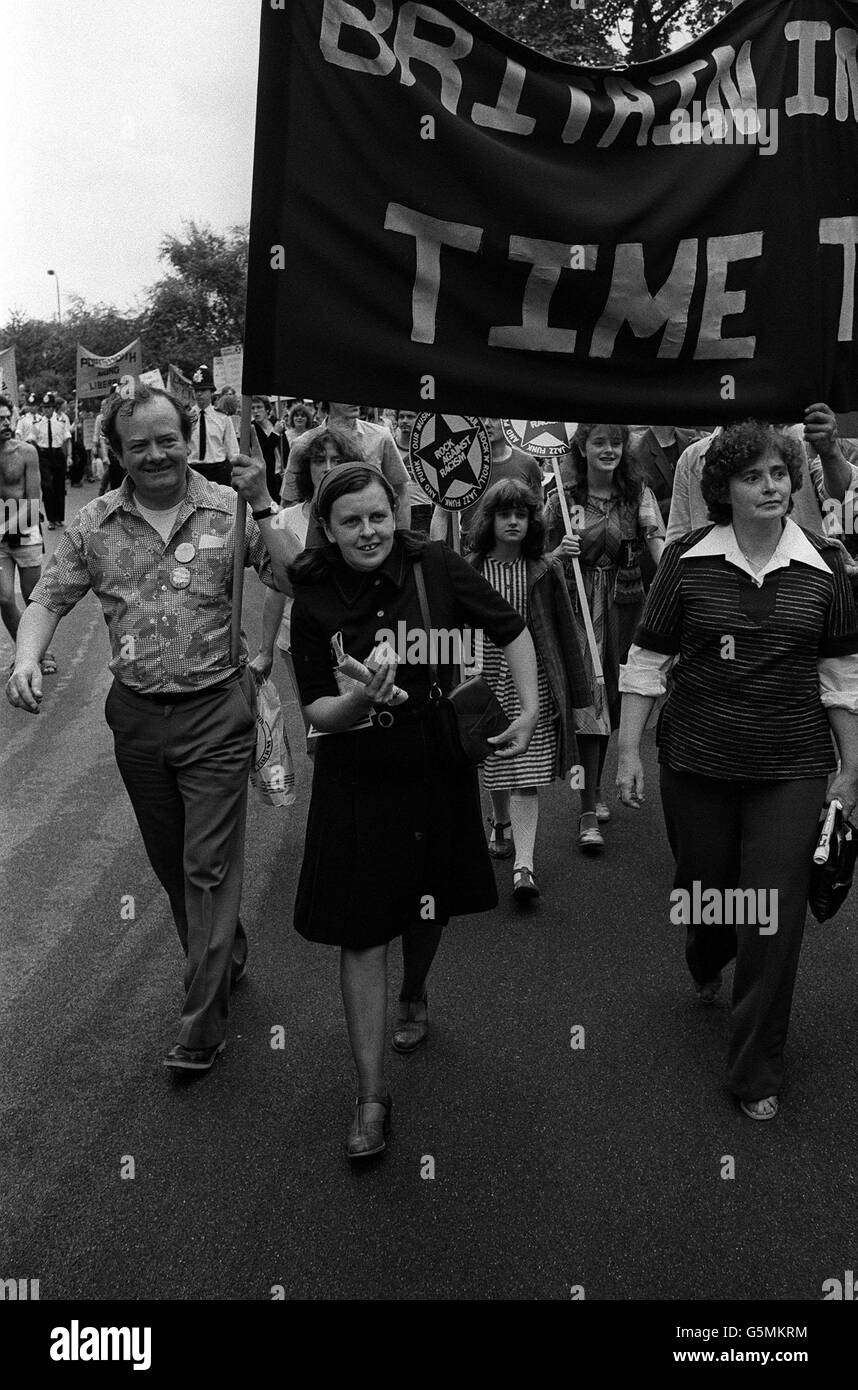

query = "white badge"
(175, 542), (196, 564)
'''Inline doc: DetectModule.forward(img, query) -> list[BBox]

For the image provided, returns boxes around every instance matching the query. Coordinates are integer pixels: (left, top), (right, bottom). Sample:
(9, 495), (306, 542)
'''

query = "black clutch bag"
(413, 558), (510, 766)
(808, 801), (858, 923)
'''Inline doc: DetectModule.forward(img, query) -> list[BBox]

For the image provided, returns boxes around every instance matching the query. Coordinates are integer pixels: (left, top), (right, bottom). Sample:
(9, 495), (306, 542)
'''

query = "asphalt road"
(2, 481), (857, 1302)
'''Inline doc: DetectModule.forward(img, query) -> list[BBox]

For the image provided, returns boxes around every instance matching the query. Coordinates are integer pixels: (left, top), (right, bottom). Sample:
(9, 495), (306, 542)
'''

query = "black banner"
(244, 0), (858, 422)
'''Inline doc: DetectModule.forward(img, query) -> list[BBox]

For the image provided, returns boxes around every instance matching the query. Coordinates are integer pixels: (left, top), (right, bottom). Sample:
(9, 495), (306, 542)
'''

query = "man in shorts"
(0, 398), (56, 673)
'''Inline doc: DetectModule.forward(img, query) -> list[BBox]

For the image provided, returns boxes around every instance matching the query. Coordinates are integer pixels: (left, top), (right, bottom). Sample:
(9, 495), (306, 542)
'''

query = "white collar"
(680, 517), (829, 587)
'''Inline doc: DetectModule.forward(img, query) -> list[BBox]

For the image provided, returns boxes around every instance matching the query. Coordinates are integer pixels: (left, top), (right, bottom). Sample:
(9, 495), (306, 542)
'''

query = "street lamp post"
(47, 269), (62, 325)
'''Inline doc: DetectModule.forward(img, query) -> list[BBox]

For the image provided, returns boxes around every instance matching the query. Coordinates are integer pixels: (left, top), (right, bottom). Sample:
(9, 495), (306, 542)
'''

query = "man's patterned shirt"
(30, 469), (279, 693)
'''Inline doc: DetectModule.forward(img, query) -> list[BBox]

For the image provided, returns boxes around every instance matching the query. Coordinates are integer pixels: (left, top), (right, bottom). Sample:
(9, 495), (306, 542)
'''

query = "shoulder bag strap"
(412, 558), (441, 697)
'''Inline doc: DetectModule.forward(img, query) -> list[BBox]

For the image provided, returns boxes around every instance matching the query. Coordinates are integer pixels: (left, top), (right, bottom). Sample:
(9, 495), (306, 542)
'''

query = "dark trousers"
(38, 449), (67, 523)
(69, 438), (87, 484)
(104, 669), (257, 1048)
(660, 766), (826, 1101)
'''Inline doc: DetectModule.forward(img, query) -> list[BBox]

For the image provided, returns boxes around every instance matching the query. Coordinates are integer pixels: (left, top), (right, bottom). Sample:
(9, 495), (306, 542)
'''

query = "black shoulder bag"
(413, 558), (511, 766)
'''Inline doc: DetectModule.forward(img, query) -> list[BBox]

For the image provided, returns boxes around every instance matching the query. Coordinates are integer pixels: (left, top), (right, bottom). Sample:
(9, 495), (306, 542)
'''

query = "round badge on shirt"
(170, 567), (191, 590)
(174, 542), (196, 564)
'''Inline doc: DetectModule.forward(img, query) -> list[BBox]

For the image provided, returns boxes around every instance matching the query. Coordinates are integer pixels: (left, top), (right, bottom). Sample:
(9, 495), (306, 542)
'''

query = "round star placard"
(409, 415), (491, 511)
(502, 420), (576, 457)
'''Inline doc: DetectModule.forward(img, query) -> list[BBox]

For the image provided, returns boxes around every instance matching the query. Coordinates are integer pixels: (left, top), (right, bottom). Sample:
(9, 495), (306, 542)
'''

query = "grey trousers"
(660, 765), (826, 1102)
(105, 669), (257, 1048)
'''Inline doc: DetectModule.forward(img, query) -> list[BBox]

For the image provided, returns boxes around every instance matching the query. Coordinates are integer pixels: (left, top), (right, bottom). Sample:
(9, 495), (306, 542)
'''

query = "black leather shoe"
(578, 813), (605, 854)
(347, 1092), (392, 1159)
(163, 1041), (226, 1071)
(391, 994), (428, 1053)
(695, 973), (723, 1004)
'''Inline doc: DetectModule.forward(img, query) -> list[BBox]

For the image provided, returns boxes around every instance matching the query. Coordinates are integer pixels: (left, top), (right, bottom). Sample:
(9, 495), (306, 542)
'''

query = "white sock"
(510, 791), (539, 871)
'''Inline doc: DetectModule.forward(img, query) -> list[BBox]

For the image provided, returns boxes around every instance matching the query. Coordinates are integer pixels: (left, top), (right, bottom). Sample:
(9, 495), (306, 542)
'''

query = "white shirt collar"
(680, 517), (830, 587)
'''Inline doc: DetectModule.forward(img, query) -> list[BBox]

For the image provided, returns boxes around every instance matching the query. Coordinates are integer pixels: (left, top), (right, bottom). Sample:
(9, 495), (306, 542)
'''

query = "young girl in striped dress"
(468, 478), (590, 900)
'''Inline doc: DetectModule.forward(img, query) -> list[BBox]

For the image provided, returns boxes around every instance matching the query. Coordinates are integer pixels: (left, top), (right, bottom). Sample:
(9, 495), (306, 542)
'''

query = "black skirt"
(293, 707), (498, 947)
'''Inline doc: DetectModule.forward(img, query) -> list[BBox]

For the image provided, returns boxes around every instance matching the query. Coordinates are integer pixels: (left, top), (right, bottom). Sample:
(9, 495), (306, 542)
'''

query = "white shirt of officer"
(15, 409), (40, 442)
(32, 409), (71, 451)
(189, 405), (239, 464)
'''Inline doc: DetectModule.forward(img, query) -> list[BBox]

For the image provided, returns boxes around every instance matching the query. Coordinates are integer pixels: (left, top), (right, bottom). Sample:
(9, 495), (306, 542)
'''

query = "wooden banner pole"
(551, 460), (605, 700)
(230, 395), (252, 667)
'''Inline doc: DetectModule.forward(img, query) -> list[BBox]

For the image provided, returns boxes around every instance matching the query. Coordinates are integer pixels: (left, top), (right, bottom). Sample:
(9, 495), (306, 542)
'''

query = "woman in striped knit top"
(617, 421), (858, 1122)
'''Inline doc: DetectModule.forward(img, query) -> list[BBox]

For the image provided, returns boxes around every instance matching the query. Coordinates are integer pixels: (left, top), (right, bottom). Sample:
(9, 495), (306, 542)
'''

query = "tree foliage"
(0, 222), (248, 399)
(143, 222), (248, 372)
(467, 0), (733, 63)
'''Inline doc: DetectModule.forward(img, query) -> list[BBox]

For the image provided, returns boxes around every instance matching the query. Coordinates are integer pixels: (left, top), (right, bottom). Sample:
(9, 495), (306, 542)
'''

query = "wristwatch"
(251, 503), (278, 521)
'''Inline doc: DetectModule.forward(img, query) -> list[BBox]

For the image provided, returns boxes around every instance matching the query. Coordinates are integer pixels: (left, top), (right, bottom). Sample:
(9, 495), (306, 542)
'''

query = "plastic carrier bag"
(250, 677), (296, 808)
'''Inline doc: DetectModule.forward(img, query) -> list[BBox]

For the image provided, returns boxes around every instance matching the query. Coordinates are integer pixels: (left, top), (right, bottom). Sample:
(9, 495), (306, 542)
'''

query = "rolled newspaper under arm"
(814, 799), (841, 865)
(332, 633), (408, 705)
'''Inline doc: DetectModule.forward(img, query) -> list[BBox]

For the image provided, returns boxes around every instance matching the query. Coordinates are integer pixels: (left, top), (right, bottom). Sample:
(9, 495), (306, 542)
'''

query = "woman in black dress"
(289, 465), (539, 1160)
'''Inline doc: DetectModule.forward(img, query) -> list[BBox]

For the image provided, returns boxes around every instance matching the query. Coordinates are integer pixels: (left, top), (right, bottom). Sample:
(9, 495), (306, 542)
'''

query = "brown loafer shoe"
(347, 1092), (392, 1159)
(392, 994), (428, 1053)
(163, 1041), (225, 1071)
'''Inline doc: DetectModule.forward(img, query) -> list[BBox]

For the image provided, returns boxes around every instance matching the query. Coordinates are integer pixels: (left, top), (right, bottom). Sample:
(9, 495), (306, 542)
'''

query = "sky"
(2, 0), (261, 325)
(2, 1), (699, 329)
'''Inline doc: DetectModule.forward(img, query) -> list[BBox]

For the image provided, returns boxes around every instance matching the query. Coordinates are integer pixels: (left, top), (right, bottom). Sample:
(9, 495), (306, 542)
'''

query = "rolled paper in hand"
(814, 799), (841, 865)
(331, 633), (408, 705)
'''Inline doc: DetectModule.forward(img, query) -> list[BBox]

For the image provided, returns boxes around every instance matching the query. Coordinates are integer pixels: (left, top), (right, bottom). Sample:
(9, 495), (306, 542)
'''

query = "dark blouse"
(290, 536), (526, 707)
(637, 525), (858, 780)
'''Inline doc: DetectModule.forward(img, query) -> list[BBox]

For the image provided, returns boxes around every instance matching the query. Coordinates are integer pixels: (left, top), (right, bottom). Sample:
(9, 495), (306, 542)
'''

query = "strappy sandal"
(740, 1096), (779, 1121)
(487, 818), (513, 859)
(512, 866), (540, 899)
(347, 1091), (392, 1159)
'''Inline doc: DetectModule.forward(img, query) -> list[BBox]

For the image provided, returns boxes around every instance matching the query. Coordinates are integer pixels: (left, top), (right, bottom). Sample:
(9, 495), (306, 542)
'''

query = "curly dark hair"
(288, 424), (364, 502)
(468, 477), (546, 559)
(701, 422), (804, 525)
(566, 423), (642, 505)
(287, 401), (315, 429)
(102, 383), (193, 454)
